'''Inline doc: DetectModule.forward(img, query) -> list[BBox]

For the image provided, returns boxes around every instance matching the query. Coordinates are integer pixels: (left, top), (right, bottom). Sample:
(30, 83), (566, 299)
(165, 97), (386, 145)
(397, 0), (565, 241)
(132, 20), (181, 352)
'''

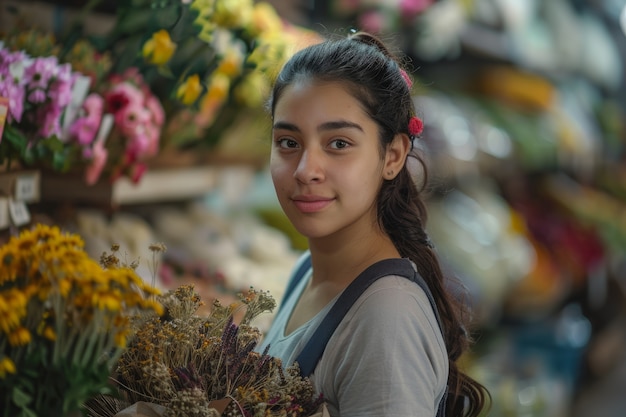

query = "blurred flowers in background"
(0, 0), (317, 184)
(0, 224), (163, 417)
(331, 0), (435, 34)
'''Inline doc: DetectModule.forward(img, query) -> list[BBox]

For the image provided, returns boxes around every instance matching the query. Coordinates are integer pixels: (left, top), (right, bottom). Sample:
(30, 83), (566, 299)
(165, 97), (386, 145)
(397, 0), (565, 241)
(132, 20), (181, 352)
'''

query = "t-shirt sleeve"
(314, 276), (448, 417)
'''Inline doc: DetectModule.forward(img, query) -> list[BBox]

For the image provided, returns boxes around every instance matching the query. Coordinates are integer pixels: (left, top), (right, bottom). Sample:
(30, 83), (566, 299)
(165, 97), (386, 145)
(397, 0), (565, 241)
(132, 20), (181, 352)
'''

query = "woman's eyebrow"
(273, 121), (299, 132)
(272, 120), (364, 132)
(318, 120), (363, 132)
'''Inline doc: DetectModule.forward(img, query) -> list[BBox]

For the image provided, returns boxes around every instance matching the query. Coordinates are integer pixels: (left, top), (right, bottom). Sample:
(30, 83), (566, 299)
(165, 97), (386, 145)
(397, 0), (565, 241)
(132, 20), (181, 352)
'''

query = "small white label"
(61, 75), (92, 140)
(95, 113), (114, 145)
(0, 197), (9, 229)
(8, 198), (30, 226)
(14, 173), (38, 202)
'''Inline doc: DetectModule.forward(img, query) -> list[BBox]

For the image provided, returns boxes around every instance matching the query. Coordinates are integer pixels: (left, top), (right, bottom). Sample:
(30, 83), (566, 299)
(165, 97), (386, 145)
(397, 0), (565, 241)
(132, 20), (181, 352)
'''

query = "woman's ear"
(383, 133), (411, 180)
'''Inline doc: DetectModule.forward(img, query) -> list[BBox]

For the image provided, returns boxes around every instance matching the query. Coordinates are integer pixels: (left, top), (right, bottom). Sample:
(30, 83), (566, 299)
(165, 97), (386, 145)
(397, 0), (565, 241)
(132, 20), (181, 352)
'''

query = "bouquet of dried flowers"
(85, 285), (324, 417)
(0, 224), (164, 417)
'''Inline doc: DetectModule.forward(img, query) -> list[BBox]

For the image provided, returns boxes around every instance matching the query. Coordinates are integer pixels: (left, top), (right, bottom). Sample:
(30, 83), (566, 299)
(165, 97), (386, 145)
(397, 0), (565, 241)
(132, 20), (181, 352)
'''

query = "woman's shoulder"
(348, 274), (445, 341)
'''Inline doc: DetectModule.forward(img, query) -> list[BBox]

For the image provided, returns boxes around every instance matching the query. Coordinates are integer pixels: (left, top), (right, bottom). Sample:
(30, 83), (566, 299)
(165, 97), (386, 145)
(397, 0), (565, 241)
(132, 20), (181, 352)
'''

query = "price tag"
(0, 196), (8, 229)
(8, 197), (30, 226)
(14, 173), (39, 202)
(0, 96), (9, 140)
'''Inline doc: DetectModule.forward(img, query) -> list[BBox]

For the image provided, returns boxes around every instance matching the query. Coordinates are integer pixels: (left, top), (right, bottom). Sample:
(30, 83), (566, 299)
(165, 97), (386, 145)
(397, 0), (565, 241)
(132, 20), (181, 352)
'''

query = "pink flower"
(28, 88), (46, 103)
(115, 104), (151, 138)
(85, 140), (109, 185)
(69, 94), (104, 146)
(125, 133), (151, 160)
(358, 10), (386, 34)
(83, 93), (104, 117)
(70, 116), (100, 145)
(105, 82), (143, 113)
(1, 81), (25, 123)
(38, 104), (62, 138)
(0, 49), (27, 123)
(143, 123), (160, 157)
(48, 80), (73, 108)
(400, 0), (433, 17)
(145, 95), (164, 126)
(130, 162), (147, 183)
(25, 56), (58, 90)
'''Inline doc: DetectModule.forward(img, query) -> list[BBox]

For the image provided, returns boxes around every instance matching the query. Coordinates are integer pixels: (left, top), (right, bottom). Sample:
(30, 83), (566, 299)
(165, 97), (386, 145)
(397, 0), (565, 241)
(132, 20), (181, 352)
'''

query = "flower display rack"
(0, 169), (40, 229)
(40, 166), (217, 206)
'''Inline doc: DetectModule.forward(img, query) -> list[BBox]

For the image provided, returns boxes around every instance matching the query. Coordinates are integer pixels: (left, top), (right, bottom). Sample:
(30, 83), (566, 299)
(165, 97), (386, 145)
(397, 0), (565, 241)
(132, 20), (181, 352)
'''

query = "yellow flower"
(42, 325), (56, 341)
(176, 74), (203, 106)
(114, 330), (128, 347)
(94, 293), (121, 312)
(8, 327), (31, 346)
(248, 2), (283, 37)
(247, 31), (289, 79)
(0, 356), (16, 379)
(216, 46), (244, 78)
(214, 0), (253, 28)
(234, 71), (269, 108)
(205, 72), (230, 102)
(142, 30), (177, 66)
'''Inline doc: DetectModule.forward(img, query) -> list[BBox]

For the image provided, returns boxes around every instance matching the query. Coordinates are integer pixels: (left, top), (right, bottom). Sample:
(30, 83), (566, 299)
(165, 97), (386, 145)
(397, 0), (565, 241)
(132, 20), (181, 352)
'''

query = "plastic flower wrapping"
(0, 0), (317, 184)
(84, 285), (325, 417)
(0, 224), (164, 417)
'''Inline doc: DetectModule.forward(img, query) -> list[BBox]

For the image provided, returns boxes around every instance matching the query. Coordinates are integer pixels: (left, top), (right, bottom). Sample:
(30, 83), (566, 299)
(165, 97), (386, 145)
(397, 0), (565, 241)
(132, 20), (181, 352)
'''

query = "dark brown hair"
(269, 31), (490, 417)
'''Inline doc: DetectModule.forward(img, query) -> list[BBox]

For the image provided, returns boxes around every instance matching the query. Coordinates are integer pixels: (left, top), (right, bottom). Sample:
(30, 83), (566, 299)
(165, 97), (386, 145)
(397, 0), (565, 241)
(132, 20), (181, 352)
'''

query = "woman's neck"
(307, 231), (400, 287)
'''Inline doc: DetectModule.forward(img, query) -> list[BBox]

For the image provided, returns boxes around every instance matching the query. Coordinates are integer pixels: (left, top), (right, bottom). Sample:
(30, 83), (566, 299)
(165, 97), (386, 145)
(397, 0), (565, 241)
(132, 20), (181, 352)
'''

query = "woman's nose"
(294, 149), (324, 184)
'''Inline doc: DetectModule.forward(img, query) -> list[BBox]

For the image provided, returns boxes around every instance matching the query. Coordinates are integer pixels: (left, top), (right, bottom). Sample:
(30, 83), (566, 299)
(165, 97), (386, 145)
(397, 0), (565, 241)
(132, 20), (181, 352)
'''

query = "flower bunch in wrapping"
(92, 0), (300, 149)
(0, 43), (78, 167)
(85, 285), (324, 417)
(0, 29), (160, 185)
(0, 0), (315, 183)
(0, 224), (164, 417)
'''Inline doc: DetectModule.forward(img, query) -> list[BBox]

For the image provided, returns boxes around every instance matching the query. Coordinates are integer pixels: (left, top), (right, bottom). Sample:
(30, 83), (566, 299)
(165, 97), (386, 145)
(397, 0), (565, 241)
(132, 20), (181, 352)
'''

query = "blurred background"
(1, 1), (625, 416)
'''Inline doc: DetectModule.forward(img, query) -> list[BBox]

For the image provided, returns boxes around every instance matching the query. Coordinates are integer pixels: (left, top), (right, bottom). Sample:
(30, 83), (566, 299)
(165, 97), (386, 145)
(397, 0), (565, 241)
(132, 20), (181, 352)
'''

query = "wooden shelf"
(41, 166), (218, 206)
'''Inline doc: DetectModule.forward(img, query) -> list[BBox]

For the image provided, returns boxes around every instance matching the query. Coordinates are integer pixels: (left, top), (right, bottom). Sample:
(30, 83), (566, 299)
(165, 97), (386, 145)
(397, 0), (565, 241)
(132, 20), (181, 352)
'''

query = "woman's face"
(270, 80), (387, 242)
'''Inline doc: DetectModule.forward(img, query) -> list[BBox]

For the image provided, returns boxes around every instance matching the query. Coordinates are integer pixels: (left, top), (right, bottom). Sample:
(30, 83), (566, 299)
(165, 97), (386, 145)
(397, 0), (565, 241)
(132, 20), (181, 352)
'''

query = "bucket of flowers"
(0, 224), (164, 417)
(84, 284), (325, 417)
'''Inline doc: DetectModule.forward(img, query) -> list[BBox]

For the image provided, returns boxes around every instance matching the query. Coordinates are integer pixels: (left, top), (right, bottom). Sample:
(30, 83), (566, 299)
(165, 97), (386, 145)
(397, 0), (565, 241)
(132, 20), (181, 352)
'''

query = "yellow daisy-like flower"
(94, 292), (122, 312)
(142, 29), (177, 66)
(42, 325), (56, 341)
(0, 356), (16, 379)
(176, 74), (203, 106)
(114, 330), (128, 347)
(8, 327), (31, 346)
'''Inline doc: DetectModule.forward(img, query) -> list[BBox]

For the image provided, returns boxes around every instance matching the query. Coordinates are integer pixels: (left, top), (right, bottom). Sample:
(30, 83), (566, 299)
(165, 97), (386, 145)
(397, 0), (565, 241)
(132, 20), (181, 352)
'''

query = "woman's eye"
(329, 139), (349, 149)
(277, 138), (299, 149)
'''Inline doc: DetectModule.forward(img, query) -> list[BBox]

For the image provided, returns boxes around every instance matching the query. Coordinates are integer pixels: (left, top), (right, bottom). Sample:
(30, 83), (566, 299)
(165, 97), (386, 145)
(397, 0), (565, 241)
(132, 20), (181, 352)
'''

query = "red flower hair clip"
(408, 116), (423, 136)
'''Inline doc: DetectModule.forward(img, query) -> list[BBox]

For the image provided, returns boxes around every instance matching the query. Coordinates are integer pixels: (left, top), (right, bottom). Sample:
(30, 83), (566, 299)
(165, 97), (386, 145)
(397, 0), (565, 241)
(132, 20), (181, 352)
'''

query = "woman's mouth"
(292, 196), (334, 213)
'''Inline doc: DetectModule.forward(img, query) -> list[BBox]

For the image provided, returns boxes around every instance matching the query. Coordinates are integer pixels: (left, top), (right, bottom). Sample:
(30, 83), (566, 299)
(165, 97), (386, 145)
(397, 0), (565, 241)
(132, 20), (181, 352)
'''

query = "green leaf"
(11, 387), (32, 407)
(157, 65), (175, 79)
(3, 125), (27, 153)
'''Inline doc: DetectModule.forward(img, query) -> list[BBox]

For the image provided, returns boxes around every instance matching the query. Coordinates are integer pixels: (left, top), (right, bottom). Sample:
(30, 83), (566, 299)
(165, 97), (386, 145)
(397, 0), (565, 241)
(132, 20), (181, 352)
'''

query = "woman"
(259, 31), (489, 417)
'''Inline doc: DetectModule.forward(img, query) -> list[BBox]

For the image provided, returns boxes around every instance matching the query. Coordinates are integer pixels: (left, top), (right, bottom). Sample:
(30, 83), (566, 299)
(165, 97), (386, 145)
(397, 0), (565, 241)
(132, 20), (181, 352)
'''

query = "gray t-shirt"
(259, 256), (448, 417)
